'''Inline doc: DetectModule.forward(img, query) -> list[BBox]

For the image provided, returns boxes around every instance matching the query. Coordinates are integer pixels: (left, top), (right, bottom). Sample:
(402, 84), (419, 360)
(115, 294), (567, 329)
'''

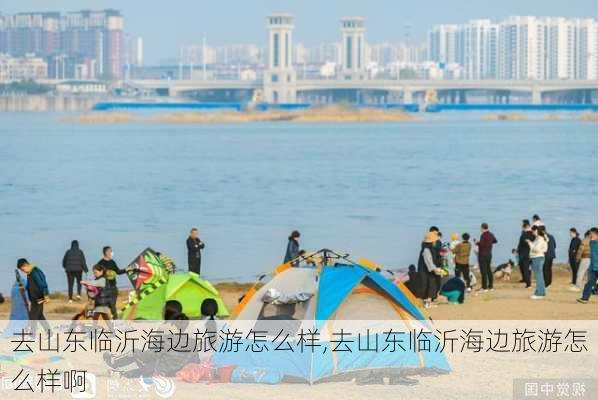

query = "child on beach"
(81, 265), (112, 320)
(577, 228), (598, 304)
(511, 248), (519, 267)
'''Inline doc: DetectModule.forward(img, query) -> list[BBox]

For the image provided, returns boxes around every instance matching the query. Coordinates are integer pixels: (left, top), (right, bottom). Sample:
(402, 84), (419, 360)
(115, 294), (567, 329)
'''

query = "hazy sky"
(2, 0), (596, 63)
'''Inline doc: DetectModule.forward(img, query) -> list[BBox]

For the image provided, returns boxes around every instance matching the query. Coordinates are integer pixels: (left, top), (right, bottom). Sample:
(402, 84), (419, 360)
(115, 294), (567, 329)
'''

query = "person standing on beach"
(284, 230), (301, 266)
(452, 233), (472, 291)
(573, 231), (592, 291)
(569, 228), (582, 287)
(577, 228), (598, 304)
(186, 228), (205, 275)
(448, 233), (460, 275)
(17, 258), (51, 334)
(517, 220), (534, 288)
(97, 246), (127, 319)
(543, 229), (556, 288)
(532, 214), (544, 227)
(527, 226), (548, 300)
(62, 240), (88, 304)
(475, 223), (497, 292)
(417, 231), (444, 308)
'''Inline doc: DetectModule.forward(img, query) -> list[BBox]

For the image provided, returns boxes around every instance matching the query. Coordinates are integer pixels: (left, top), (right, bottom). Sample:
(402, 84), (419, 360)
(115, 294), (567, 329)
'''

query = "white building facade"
(428, 16), (598, 80)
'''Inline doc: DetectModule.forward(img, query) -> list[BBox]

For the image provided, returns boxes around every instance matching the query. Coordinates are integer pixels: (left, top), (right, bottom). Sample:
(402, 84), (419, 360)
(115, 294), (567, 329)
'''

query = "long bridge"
(121, 13), (597, 105)
(39, 12), (598, 106)
(126, 78), (598, 105)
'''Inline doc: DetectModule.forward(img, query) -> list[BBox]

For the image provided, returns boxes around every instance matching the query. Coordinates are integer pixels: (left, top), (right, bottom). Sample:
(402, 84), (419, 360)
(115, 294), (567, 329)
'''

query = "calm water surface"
(1, 112), (597, 292)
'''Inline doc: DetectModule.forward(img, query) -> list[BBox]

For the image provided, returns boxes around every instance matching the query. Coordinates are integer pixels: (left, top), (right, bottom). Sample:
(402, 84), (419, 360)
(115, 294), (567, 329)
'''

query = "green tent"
(121, 272), (229, 320)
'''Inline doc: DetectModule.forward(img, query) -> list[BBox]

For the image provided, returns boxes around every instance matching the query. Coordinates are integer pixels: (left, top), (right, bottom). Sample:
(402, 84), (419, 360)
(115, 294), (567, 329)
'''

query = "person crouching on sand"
(527, 226), (548, 300)
(17, 258), (51, 335)
(577, 228), (598, 304)
(439, 276), (466, 305)
(417, 231), (444, 309)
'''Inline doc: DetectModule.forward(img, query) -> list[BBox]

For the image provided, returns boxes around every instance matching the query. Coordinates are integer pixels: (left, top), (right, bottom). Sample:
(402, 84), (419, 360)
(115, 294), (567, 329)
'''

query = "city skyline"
(1, 0), (597, 64)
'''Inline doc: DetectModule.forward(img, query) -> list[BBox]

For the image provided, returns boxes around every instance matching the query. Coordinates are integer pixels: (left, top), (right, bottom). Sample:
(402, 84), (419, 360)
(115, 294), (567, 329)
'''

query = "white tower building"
(340, 17), (366, 80)
(264, 13), (296, 103)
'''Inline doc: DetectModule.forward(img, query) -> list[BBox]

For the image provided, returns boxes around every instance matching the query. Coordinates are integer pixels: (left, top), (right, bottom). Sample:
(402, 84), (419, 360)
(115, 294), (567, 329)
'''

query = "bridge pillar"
(403, 88), (413, 104)
(169, 87), (183, 98)
(450, 91), (457, 104)
(584, 89), (593, 104)
(340, 17), (367, 81)
(458, 90), (467, 104)
(532, 87), (542, 105)
(264, 14), (297, 103)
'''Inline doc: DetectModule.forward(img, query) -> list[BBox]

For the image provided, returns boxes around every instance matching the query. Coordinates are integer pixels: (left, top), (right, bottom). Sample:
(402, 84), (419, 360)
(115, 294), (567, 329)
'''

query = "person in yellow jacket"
(452, 233), (472, 291)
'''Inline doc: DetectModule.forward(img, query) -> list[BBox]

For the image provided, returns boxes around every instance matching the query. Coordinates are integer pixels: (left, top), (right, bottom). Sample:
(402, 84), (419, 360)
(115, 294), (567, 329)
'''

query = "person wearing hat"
(16, 258), (51, 334)
(417, 231), (444, 309)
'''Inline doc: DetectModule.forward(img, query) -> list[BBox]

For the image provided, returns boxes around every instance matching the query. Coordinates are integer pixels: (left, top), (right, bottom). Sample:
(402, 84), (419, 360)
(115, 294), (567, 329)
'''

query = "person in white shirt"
(527, 225), (548, 299)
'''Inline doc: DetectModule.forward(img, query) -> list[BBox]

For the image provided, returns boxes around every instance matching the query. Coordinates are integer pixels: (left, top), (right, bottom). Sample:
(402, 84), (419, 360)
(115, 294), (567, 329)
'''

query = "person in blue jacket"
(440, 276), (466, 304)
(17, 258), (51, 334)
(578, 228), (598, 304)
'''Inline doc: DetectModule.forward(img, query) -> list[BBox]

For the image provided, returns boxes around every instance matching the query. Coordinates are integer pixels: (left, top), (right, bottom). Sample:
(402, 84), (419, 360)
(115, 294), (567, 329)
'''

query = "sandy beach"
(0, 263), (592, 321)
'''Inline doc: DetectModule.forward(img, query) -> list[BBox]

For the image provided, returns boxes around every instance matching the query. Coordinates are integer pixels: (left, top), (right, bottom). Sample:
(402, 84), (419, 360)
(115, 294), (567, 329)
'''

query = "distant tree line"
(0, 80), (53, 95)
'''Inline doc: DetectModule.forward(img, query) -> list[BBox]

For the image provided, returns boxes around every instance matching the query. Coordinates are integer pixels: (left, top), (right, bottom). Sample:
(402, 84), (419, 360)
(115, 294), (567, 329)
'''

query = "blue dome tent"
(213, 249), (450, 384)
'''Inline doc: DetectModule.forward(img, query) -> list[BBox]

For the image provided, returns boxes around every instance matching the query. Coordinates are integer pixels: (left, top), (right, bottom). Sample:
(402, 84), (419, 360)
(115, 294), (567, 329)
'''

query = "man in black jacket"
(517, 220), (534, 288)
(62, 240), (88, 303)
(187, 228), (205, 275)
(569, 228), (582, 285)
(544, 231), (557, 288)
(97, 246), (127, 319)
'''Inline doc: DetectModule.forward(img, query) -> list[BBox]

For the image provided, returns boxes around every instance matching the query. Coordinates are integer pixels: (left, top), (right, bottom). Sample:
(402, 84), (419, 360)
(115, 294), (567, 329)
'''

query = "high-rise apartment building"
(428, 24), (460, 65)
(430, 16), (597, 80)
(0, 12), (61, 57)
(577, 19), (598, 80)
(0, 9), (124, 80)
(61, 9), (124, 79)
